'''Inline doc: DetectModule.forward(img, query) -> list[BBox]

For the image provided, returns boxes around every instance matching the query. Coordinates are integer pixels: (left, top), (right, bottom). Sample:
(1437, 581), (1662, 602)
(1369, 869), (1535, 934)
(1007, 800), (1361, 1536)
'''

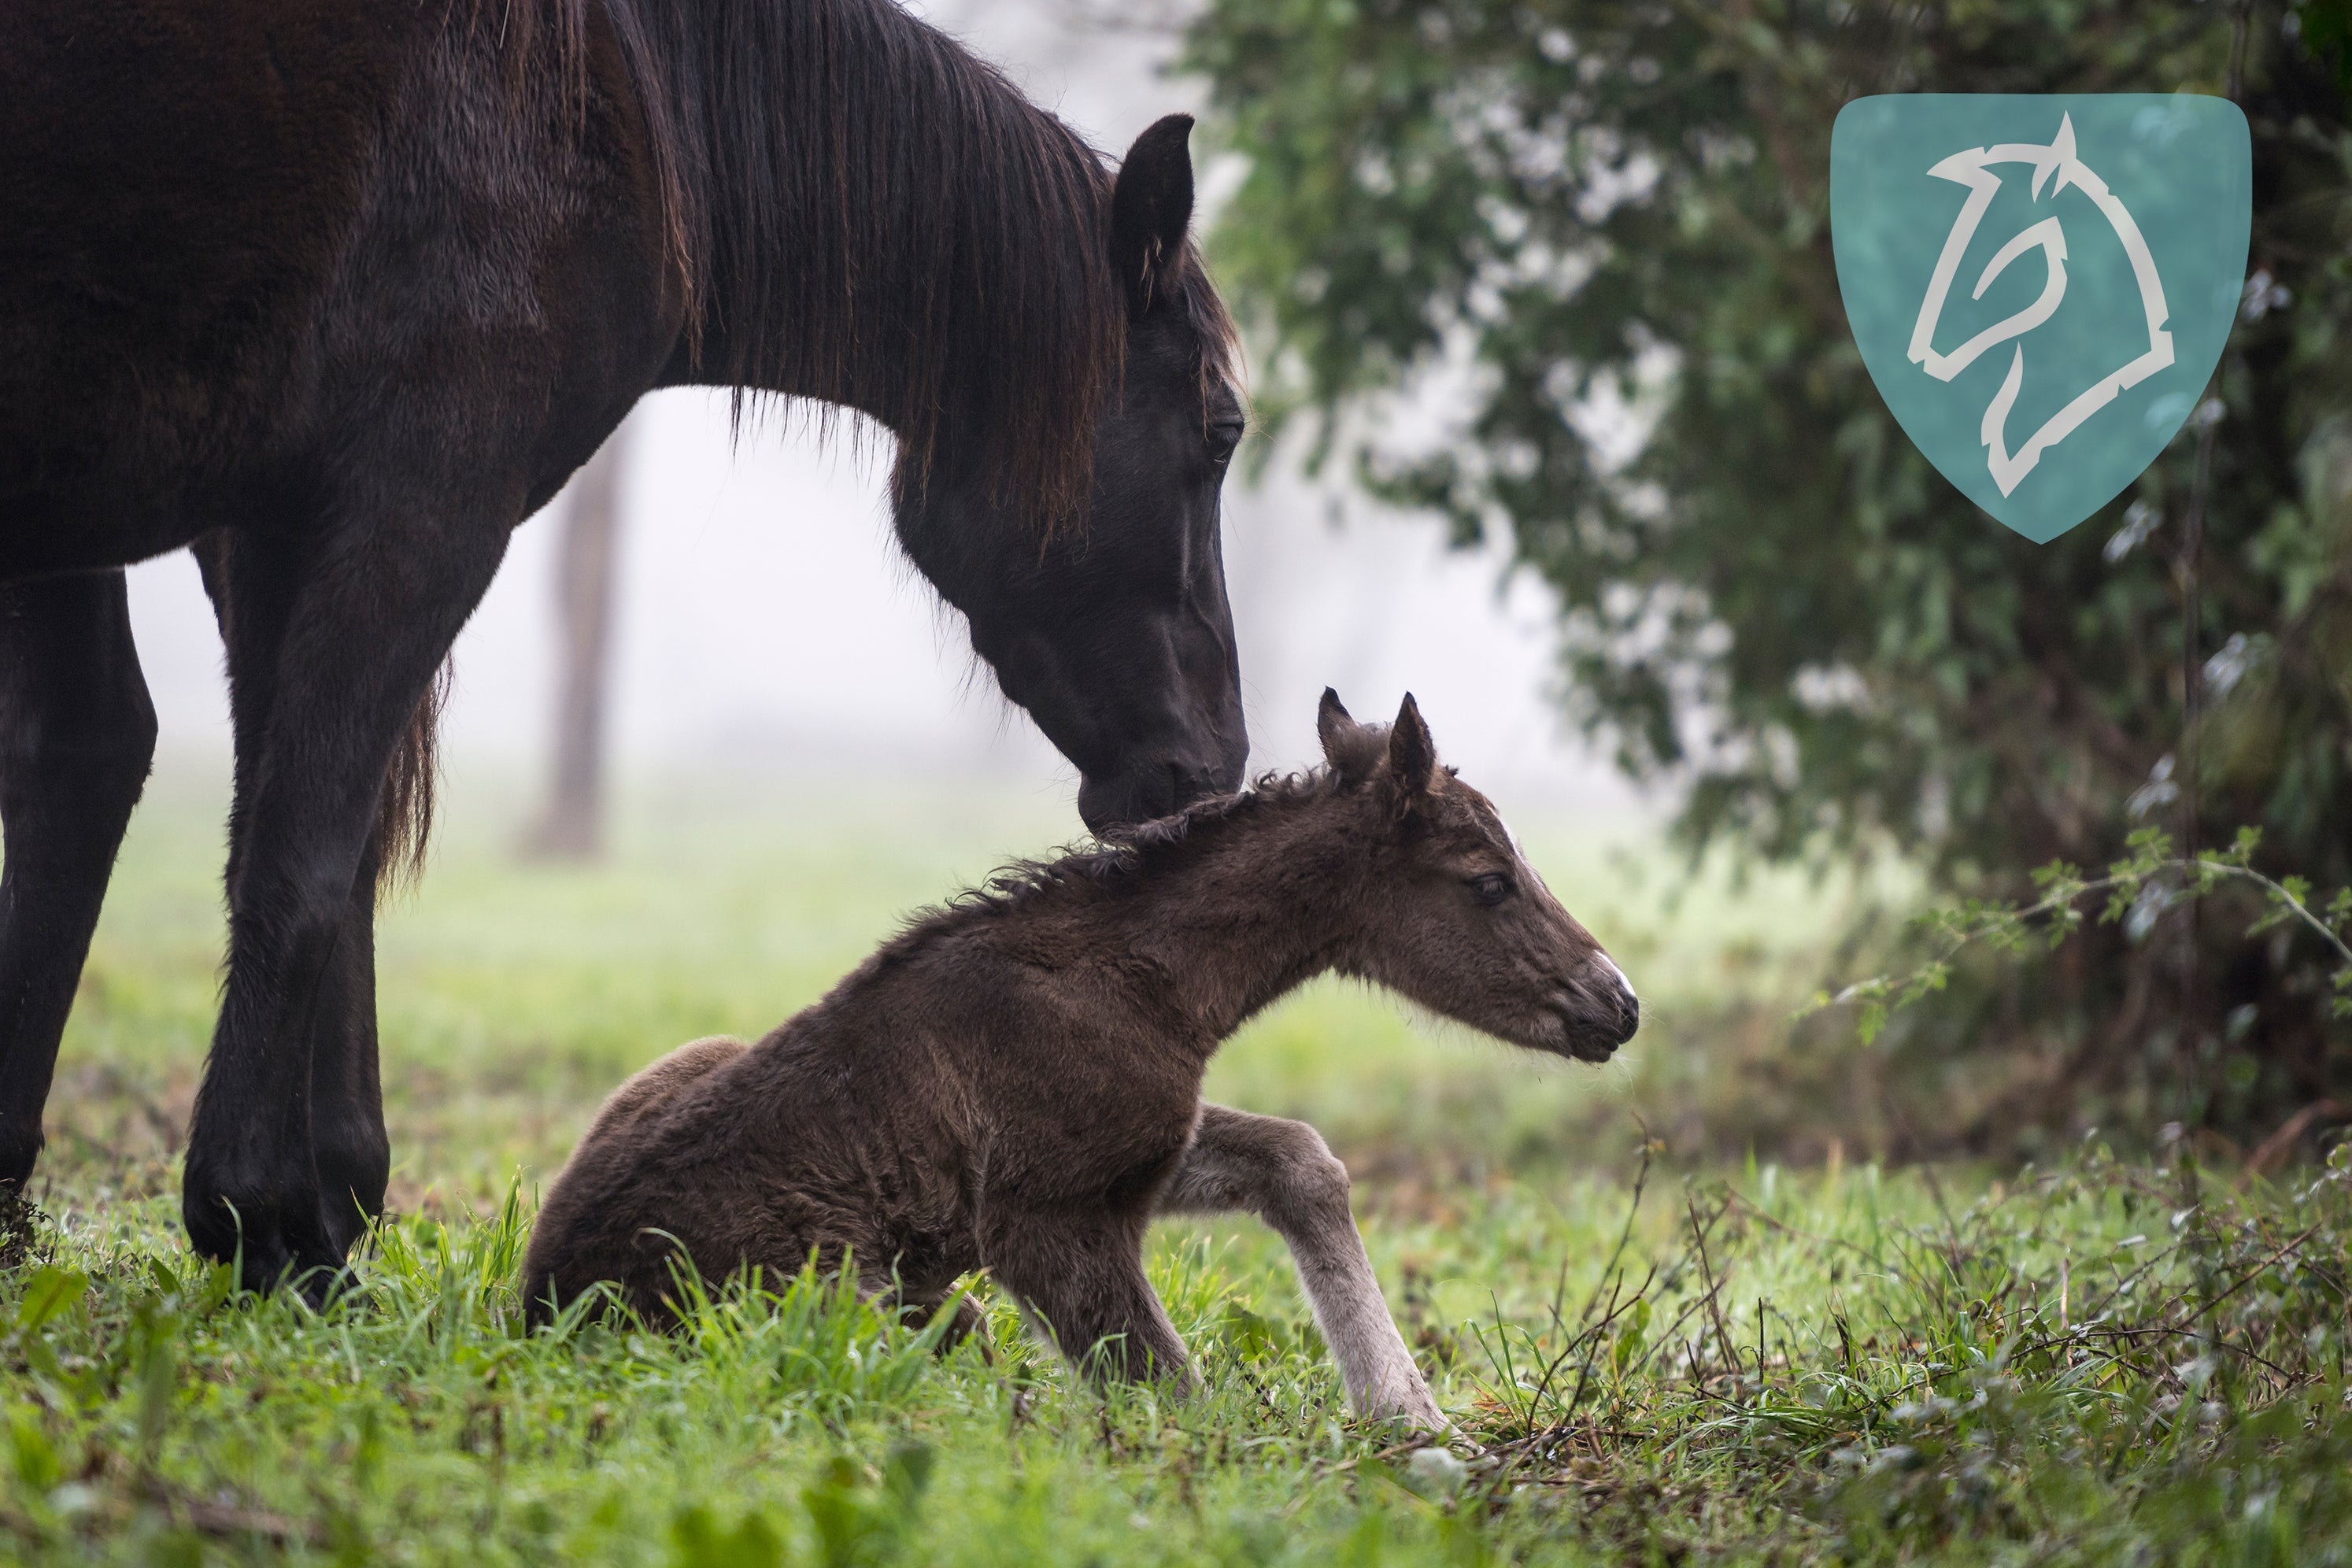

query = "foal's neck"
(1106, 793), (1370, 1043)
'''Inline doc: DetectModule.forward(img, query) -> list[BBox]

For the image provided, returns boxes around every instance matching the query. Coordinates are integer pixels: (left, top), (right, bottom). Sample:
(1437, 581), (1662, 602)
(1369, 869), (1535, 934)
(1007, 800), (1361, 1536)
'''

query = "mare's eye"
(1207, 419), (1245, 461)
(1467, 872), (1514, 907)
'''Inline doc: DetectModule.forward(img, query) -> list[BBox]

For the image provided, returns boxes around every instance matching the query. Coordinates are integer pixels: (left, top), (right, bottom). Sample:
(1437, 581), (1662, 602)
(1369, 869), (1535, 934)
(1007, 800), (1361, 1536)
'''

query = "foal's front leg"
(1158, 1104), (1447, 1432)
(982, 1208), (1194, 1393)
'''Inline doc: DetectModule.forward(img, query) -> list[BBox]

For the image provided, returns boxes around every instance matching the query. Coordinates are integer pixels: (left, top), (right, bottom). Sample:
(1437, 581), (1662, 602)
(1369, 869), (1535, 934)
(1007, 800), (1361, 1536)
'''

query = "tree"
(1186, 0), (2352, 1146)
(524, 420), (631, 861)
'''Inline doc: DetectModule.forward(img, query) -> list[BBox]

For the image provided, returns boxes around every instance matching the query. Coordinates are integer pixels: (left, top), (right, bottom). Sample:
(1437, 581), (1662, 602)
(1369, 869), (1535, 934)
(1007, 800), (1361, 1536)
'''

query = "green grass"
(9, 765), (2350, 1563)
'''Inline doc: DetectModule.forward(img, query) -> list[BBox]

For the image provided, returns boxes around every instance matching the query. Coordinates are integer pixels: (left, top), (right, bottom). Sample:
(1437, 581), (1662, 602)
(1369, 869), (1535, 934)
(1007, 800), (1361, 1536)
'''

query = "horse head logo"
(1831, 94), (2246, 542)
(1906, 113), (2175, 497)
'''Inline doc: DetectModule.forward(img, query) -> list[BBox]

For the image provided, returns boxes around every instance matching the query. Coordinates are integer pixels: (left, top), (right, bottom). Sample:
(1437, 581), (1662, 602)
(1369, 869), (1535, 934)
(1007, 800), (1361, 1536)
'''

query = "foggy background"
(122, 1), (1629, 817)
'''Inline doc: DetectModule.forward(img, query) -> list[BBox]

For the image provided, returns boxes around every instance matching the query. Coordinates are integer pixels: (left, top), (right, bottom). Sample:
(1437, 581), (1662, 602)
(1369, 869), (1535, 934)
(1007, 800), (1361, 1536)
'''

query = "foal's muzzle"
(1558, 963), (1640, 1063)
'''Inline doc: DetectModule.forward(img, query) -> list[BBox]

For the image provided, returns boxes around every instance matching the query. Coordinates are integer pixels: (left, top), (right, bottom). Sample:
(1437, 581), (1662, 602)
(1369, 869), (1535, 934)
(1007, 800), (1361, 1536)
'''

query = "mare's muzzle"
(1078, 751), (1241, 833)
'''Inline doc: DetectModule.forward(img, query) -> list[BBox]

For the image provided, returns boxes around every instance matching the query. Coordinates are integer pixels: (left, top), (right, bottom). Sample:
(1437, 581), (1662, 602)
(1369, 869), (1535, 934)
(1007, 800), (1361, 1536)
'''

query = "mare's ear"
(1387, 693), (1437, 799)
(1318, 688), (1381, 786)
(1110, 114), (1196, 316)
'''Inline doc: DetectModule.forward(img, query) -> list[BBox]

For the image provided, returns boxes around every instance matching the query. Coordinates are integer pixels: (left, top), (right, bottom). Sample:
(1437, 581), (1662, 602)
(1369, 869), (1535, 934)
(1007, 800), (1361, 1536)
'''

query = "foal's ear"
(1110, 114), (1196, 316)
(1387, 693), (1437, 798)
(1318, 687), (1381, 785)
(1316, 687), (1356, 756)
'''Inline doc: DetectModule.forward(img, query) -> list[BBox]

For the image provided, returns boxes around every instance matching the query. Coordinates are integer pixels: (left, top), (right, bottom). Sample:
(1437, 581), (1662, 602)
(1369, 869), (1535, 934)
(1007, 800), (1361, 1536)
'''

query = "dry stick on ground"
(1636, 1189), (1742, 1400)
(2035, 1322), (2302, 1391)
(1474, 1160), (1670, 1479)
(2016, 1216), (2332, 1397)
(1556, 1267), (1657, 1437)
(1632, 1256), (1725, 1392)
(1486, 1263), (1659, 1477)
(1494, 1132), (1664, 1459)
(1682, 1189), (1743, 1392)
(1527, 1146), (1655, 1427)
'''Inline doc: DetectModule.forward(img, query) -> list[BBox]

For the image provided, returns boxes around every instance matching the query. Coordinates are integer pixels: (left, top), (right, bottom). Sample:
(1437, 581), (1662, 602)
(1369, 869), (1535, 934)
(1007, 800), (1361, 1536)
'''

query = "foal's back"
(523, 691), (1633, 1426)
(520, 923), (1168, 1325)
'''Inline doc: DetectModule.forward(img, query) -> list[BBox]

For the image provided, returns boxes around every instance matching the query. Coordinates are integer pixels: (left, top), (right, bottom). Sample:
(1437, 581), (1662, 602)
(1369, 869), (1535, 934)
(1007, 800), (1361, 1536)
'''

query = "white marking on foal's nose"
(1598, 952), (1637, 1008)
(1493, 808), (1555, 897)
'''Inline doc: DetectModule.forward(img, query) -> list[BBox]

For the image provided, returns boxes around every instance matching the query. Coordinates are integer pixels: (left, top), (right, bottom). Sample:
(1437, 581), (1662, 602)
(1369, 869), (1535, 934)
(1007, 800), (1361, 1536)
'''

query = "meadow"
(5, 764), (2348, 1564)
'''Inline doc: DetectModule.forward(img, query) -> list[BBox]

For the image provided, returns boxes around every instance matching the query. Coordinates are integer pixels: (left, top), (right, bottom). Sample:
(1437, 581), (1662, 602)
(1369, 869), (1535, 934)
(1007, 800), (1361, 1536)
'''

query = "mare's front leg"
(0, 572), (157, 1193)
(181, 514), (507, 1298)
(192, 533), (394, 1260)
(982, 1208), (1194, 1392)
(1158, 1104), (1446, 1432)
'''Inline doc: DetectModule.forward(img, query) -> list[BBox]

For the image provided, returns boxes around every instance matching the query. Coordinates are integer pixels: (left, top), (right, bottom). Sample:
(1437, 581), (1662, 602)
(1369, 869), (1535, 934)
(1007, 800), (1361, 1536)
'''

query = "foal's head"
(894, 115), (1248, 834)
(1319, 690), (1640, 1063)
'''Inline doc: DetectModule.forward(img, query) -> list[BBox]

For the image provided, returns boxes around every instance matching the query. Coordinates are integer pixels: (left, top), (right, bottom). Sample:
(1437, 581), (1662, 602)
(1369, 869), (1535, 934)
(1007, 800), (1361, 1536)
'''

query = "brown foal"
(523, 691), (1638, 1429)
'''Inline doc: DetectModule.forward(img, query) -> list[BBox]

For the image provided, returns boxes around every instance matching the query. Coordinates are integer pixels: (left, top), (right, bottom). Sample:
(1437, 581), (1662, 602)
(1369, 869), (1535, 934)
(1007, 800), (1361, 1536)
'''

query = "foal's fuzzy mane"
(889, 767), (1351, 947)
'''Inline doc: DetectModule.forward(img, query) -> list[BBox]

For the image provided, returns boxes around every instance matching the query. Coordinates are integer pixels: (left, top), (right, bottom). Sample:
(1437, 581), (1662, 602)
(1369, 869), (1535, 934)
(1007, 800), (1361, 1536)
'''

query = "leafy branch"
(1803, 828), (2352, 1044)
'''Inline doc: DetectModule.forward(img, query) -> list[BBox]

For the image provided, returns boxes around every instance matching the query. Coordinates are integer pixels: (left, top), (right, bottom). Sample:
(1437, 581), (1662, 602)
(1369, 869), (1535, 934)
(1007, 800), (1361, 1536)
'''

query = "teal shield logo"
(1831, 95), (2250, 542)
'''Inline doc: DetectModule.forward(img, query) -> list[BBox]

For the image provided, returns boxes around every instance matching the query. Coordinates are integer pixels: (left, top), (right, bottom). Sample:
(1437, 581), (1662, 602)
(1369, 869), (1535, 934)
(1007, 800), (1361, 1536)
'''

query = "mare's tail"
(374, 660), (453, 900)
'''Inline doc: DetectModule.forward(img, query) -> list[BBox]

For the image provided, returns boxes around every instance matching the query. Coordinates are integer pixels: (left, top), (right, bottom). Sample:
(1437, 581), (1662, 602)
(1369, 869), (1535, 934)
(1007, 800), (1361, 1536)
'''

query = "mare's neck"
(1108, 795), (1369, 1042)
(643, 0), (1111, 449)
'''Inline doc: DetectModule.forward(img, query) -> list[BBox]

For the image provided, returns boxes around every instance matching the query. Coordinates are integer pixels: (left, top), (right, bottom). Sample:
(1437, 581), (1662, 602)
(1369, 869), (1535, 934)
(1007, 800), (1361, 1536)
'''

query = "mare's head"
(892, 115), (1248, 831)
(1318, 690), (1639, 1063)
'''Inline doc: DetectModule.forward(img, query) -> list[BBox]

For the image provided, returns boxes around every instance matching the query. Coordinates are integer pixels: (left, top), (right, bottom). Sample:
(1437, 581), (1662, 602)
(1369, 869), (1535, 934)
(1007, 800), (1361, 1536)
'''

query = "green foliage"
(1811, 825), (2352, 1043)
(2305, 0), (2352, 95)
(1189, 0), (2352, 1133)
(5, 1143), (2352, 1561)
(1446, 1139), (2352, 1559)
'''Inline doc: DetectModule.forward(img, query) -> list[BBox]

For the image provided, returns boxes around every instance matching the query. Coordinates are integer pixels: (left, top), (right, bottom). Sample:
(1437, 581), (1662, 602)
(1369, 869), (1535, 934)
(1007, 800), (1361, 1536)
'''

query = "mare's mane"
(453, 0), (1238, 527)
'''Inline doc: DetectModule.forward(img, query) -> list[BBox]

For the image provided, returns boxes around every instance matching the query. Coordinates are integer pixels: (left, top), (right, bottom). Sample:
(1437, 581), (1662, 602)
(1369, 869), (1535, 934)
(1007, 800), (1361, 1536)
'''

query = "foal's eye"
(1207, 420), (1245, 461)
(1466, 873), (1514, 907)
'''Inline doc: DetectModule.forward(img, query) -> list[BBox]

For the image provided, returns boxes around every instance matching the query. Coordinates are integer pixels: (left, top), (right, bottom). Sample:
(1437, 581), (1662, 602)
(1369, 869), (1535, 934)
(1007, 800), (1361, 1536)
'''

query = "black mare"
(0, 0), (1249, 1296)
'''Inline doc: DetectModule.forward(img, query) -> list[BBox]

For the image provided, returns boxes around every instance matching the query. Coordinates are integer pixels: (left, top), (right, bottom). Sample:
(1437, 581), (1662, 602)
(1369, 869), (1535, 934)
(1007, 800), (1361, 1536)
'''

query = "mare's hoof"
(288, 1262), (367, 1311)
(0, 1130), (45, 1196)
(182, 1165), (350, 1301)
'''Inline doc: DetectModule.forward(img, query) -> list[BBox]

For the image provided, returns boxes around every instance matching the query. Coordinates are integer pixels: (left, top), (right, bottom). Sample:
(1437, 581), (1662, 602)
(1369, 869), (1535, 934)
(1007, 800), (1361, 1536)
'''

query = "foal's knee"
(1262, 1120), (1353, 1230)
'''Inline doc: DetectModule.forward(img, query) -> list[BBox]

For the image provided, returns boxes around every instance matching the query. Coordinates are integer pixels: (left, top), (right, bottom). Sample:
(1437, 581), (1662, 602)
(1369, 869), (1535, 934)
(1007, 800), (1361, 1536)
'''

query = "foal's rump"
(581, 1036), (749, 1145)
(521, 1035), (749, 1322)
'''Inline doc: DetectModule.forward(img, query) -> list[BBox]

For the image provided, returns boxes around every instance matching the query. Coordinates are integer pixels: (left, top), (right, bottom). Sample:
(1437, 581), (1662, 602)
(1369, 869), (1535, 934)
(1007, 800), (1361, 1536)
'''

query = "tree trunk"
(523, 422), (628, 860)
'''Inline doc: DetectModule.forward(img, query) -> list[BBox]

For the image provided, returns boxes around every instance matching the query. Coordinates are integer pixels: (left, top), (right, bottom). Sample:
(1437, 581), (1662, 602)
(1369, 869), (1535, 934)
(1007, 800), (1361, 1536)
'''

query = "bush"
(1189, 0), (2352, 1144)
